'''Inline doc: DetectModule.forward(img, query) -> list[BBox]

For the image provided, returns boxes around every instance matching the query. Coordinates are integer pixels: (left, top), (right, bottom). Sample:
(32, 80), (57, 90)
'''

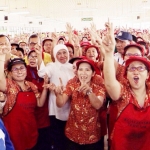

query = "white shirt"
(114, 52), (124, 65)
(0, 129), (5, 150)
(38, 61), (74, 121)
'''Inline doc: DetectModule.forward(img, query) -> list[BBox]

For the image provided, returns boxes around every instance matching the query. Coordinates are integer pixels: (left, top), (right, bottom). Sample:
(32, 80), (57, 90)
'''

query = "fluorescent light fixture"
(75, 8), (97, 12)
(32, 15), (43, 18)
(142, 6), (150, 9)
(0, 6), (8, 10)
(10, 11), (30, 15)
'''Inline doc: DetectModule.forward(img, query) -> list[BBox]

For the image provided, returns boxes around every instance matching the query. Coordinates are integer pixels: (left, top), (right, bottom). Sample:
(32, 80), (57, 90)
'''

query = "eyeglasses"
(29, 42), (38, 46)
(44, 44), (52, 47)
(125, 53), (142, 57)
(28, 55), (37, 59)
(11, 66), (26, 73)
(0, 43), (10, 46)
(127, 66), (147, 72)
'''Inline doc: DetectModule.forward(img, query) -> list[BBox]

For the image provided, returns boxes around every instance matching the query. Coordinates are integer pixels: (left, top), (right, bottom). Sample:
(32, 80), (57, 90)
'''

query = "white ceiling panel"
(0, 0), (150, 31)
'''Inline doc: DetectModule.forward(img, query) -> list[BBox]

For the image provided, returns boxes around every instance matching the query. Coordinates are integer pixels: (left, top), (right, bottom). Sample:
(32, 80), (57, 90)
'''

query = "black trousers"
(28, 126), (51, 150)
(66, 137), (104, 150)
(49, 116), (67, 150)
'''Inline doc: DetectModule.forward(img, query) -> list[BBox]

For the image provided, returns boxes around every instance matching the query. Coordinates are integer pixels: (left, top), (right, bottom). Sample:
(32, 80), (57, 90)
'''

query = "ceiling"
(0, 0), (150, 32)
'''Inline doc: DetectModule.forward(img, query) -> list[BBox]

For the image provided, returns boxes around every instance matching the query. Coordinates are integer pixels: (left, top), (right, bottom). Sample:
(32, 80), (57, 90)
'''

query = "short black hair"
(11, 43), (19, 47)
(28, 34), (38, 43)
(42, 38), (53, 46)
(27, 50), (36, 58)
(16, 47), (24, 55)
(0, 34), (10, 41)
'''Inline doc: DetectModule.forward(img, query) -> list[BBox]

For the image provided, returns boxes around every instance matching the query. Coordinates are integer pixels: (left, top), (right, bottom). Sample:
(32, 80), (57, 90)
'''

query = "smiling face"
(43, 40), (53, 54)
(67, 46), (74, 60)
(0, 36), (11, 53)
(77, 62), (95, 84)
(85, 47), (98, 62)
(72, 60), (79, 75)
(127, 61), (149, 90)
(11, 45), (18, 55)
(27, 51), (38, 67)
(56, 49), (68, 64)
(16, 51), (24, 58)
(10, 64), (27, 82)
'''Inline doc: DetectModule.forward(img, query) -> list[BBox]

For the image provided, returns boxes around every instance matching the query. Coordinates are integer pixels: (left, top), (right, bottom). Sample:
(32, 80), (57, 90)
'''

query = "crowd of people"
(0, 22), (150, 150)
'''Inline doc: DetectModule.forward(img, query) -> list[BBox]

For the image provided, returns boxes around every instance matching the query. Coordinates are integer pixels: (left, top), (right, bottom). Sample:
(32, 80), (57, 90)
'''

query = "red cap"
(76, 58), (96, 72)
(124, 56), (150, 77)
(85, 45), (100, 60)
(123, 44), (144, 56)
(137, 41), (146, 47)
(65, 43), (74, 51)
(80, 41), (91, 47)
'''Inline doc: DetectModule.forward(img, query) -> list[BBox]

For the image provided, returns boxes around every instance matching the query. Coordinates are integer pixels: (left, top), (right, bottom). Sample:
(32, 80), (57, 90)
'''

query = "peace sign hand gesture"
(54, 78), (65, 95)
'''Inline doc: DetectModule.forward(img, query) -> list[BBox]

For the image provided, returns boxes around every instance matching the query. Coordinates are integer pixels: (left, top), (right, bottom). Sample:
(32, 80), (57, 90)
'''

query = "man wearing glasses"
(26, 34), (52, 65)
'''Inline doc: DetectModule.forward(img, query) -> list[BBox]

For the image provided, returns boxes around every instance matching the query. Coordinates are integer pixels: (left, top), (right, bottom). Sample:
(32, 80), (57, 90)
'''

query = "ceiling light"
(0, 6), (8, 10)
(142, 6), (150, 9)
(9, 11), (30, 15)
(75, 8), (97, 12)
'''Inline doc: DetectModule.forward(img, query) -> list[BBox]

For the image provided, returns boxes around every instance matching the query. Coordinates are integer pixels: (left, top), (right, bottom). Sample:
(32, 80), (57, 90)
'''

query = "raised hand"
(59, 77), (66, 92)
(43, 82), (56, 91)
(43, 74), (49, 84)
(78, 80), (91, 95)
(51, 32), (58, 44)
(102, 21), (116, 54)
(34, 43), (42, 56)
(66, 23), (73, 34)
(72, 34), (80, 45)
(54, 77), (65, 95)
(90, 22), (97, 33)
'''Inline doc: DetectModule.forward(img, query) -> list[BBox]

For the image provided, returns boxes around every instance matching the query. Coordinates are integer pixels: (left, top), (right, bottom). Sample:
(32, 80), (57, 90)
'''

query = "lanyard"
(29, 68), (43, 83)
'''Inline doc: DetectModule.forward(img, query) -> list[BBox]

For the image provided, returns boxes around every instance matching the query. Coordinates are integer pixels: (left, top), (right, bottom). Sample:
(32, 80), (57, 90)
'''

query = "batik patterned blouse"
(64, 75), (106, 144)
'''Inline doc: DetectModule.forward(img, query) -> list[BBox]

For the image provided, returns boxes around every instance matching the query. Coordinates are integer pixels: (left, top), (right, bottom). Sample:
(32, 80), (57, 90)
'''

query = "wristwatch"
(86, 88), (93, 96)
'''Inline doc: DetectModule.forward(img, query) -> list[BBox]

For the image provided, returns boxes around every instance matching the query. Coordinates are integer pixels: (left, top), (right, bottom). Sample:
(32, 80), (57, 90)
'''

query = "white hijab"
(53, 44), (69, 64)
(52, 44), (74, 83)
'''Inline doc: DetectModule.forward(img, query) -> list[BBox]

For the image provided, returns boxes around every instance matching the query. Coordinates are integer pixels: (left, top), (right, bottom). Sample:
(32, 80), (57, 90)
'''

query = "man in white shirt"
(114, 31), (133, 65)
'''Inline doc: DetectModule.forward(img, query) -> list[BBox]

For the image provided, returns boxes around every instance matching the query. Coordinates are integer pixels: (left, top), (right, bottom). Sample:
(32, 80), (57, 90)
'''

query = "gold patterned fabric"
(2, 79), (40, 116)
(114, 84), (150, 118)
(116, 64), (128, 85)
(64, 75), (106, 144)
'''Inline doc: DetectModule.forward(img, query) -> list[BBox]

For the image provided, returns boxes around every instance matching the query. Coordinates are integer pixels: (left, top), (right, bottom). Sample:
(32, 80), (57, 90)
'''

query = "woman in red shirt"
(55, 59), (106, 150)
(103, 22), (150, 150)
(0, 54), (48, 150)
(26, 50), (50, 150)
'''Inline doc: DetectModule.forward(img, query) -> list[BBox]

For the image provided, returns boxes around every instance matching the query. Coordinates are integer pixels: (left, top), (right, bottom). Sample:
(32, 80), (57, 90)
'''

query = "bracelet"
(86, 88), (93, 96)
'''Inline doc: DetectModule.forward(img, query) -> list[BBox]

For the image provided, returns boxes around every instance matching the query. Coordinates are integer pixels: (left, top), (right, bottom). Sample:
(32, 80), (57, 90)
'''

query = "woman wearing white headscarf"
(37, 44), (74, 150)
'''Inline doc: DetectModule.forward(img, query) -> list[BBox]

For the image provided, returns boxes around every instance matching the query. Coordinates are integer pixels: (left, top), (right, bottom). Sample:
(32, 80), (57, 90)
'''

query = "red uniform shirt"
(64, 75), (106, 144)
